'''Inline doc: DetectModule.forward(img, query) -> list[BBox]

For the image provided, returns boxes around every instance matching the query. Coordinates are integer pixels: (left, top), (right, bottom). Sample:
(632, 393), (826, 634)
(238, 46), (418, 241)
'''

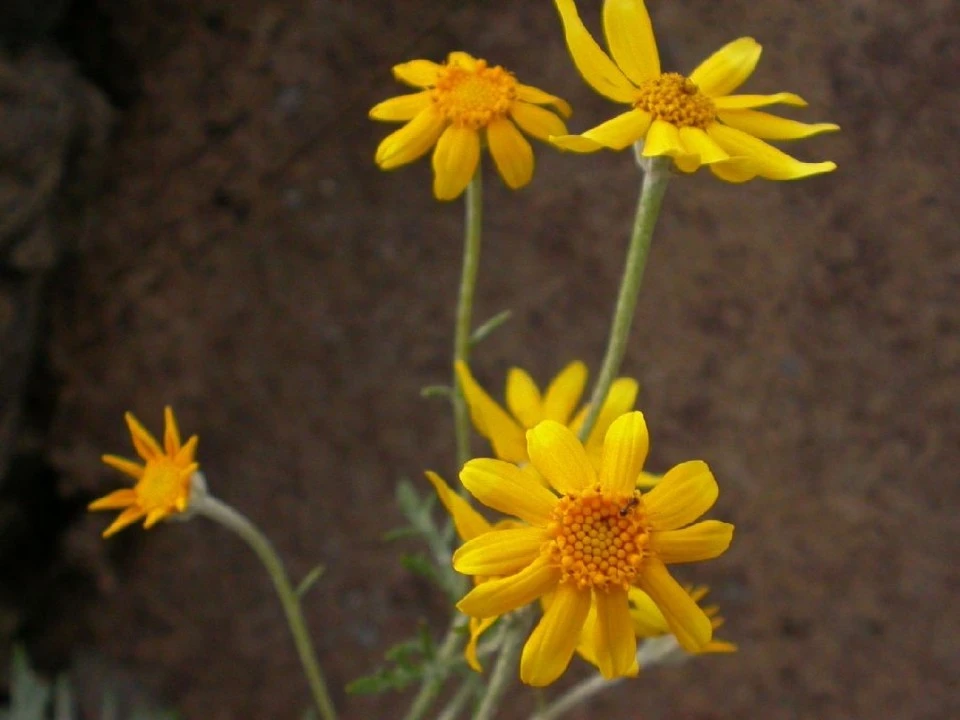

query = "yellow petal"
(124, 412), (162, 462)
(102, 506), (146, 538)
(101, 454), (144, 480)
(602, 0), (660, 84)
(447, 51), (478, 70)
(142, 508), (170, 529)
(457, 556), (559, 618)
(709, 158), (757, 183)
(486, 118), (534, 190)
(520, 582), (591, 686)
(392, 59), (442, 88)
(163, 406), (181, 455)
(652, 520), (735, 563)
(506, 367), (543, 428)
(628, 586), (669, 637)
(527, 421), (596, 495)
(643, 460), (718, 531)
(455, 361), (528, 463)
(713, 92), (807, 110)
(375, 108), (446, 171)
(703, 639), (738, 654)
(591, 588), (638, 679)
(516, 84), (573, 118)
(580, 109), (653, 150)
(642, 119), (684, 157)
(424, 471), (491, 541)
(717, 110), (840, 140)
(460, 458), (558, 526)
(88, 488), (137, 511)
(706, 123), (837, 180)
(599, 411), (649, 495)
(453, 527), (549, 575)
(465, 616), (497, 672)
(549, 133), (604, 154)
(678, 126), (730, 165)
(637, 471), (660, 489)
(554, 0), (638, 103)
(638, 559), (712, 652)
(688, 37), (762, 98)
(175, 435), (199, 465)
(510, 101), (568, 142)
(369, 91), (432, 122)
(432, 125), (480, 200)
(542, 361), (587, 424)
(575, 377), (640, 465)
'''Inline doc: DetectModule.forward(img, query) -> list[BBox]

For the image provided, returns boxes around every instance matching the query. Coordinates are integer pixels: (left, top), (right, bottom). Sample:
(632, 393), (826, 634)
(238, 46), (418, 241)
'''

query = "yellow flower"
(370, 51), (571, 200)
(453, 412), (734, 686)
(89, 407), (199, 538)
(550, 0), (839, 181)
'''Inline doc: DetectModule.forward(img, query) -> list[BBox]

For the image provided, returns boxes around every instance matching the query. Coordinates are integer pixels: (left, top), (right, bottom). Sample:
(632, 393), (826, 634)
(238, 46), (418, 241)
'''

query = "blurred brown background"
(1, 0), (957, 718)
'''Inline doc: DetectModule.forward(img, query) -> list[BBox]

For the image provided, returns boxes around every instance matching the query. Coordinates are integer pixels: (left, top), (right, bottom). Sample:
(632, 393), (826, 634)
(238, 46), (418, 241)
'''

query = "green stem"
(402, 615), (465, 720)
(195, 496), (338, 720)
(436, 673), (481, 720)
(452, 170), (483, 468)
(472, 610), (531, 720)
(577, 155), (671, 442)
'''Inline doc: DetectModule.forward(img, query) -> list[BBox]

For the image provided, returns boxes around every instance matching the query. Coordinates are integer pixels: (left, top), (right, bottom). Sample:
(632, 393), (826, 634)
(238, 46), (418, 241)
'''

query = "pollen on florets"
(634, 72), (716, 129)
(431, 60), (518, 129)
(546, 487), (649, 592)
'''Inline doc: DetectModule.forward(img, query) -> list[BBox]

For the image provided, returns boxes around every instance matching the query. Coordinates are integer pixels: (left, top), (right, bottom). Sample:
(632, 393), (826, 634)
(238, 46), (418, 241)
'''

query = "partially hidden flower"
(551, 0), (839, 181)
(453, 412), (734, 686)
(455, 360), (655, 488)
(370, 51), (571, 200)
(89, 407), (199, 538)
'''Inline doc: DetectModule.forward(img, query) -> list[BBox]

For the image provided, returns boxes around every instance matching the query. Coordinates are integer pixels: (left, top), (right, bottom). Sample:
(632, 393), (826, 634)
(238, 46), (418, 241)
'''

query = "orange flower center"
(634, 73), (716, 129)
(136, 458), (188, 511)
(547, 488), (649, 591)
(431, 60), (517, 129)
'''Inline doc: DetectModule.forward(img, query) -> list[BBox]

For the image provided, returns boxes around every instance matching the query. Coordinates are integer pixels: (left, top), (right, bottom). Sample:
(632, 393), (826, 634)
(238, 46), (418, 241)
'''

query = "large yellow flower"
(370, 51), (571, 200)
(89, 407), (199, 538)
(453, 412), (733, 686)
(550, 0), (839, 182)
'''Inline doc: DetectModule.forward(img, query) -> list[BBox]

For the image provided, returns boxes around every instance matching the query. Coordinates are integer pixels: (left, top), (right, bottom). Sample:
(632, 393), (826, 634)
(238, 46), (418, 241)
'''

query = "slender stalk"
(452, 170), (484, 468)
(472, 610), (531, 720)
(194, 496), (338, 720)
(577, 155), (671, 441)
(402, 615), (465, 720)
(436, 673), (481, 720)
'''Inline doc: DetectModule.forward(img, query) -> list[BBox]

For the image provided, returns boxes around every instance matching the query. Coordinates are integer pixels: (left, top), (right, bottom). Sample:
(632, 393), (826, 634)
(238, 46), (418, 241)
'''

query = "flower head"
(453, 412), (734, 686)
(550, 0), (839, 181)
(370, 52), (571, 199)
(89, 407), (199, 538)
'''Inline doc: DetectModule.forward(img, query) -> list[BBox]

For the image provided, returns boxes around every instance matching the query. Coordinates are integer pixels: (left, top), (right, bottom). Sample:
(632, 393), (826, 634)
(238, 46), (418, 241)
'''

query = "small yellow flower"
(551, 0), (839, 181)
(453, 412), (734, 686)
(370, 51), (571, 200)
(89, 407), (199, 538)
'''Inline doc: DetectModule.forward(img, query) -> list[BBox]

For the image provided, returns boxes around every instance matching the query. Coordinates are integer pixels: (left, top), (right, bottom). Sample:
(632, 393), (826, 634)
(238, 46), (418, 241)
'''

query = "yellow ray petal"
(592, 587), (638, 679)
(425, 471), (491, 542)
(88, 488), (137, 511)
(576, 109), (653, 151)
(652, 520), (735, 563)
(516, 84), (572, 118)
(163, 406), (181, 455)
(688, 37), (762, 98)
(101, 454), (144, 480)
(527, 421), (596, 495)
(643, 460), (718, 531)
(678, 126), (731, 165)
(102, 506), (146, 538)
(574, 377), (640, 465)
(642, 119), (685, 158)
(520, 582), (591, 686)
(175, 435), (199, 465)
(375, 108), (447, 171)
(703, 639), (738, 654)
(392, 59), (442, 88)
(143, 508), (170, 529)
(457, 556), (559, 618)
(542, 361), (587, 424)
(706, 123), (837, 180)
(447, 51), (478, 70)
(124, 412), (162, 462)
(628, 586), (669, 637)
(432, 125), (480, 200)
(465, 616), (497, 672)
(487, 117), (534, 190)
(453, 527), (549, 575)
(549, 133), (604, 154)
(713, 92), (807, 110)
(455, 361), (528, 463)
(554, 0), (638, 103)
(638, 559), (712, 652)
(709, 158), (757, 183)
(510, 101), (568, 141)
(602, 0), (660, 84)
(599, 411), (649, 495)
(460, 458), (558, 527)
(717, 110), (840, 140)
(369, 91), (432, 122)
(505, 368), (543, 428)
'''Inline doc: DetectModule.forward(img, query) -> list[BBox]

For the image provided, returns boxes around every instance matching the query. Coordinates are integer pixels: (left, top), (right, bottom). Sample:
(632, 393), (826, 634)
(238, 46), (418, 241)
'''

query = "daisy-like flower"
(456, 360), (653, 482)
(370, 51), (571, 200)
(89, 407), (199, 538)
(453, 412), (734, 686)
(550, 0), (839, 181)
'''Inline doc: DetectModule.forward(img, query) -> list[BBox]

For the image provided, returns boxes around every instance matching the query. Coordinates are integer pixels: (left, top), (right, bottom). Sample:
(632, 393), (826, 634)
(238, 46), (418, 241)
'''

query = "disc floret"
(432, 60), (518, 129)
